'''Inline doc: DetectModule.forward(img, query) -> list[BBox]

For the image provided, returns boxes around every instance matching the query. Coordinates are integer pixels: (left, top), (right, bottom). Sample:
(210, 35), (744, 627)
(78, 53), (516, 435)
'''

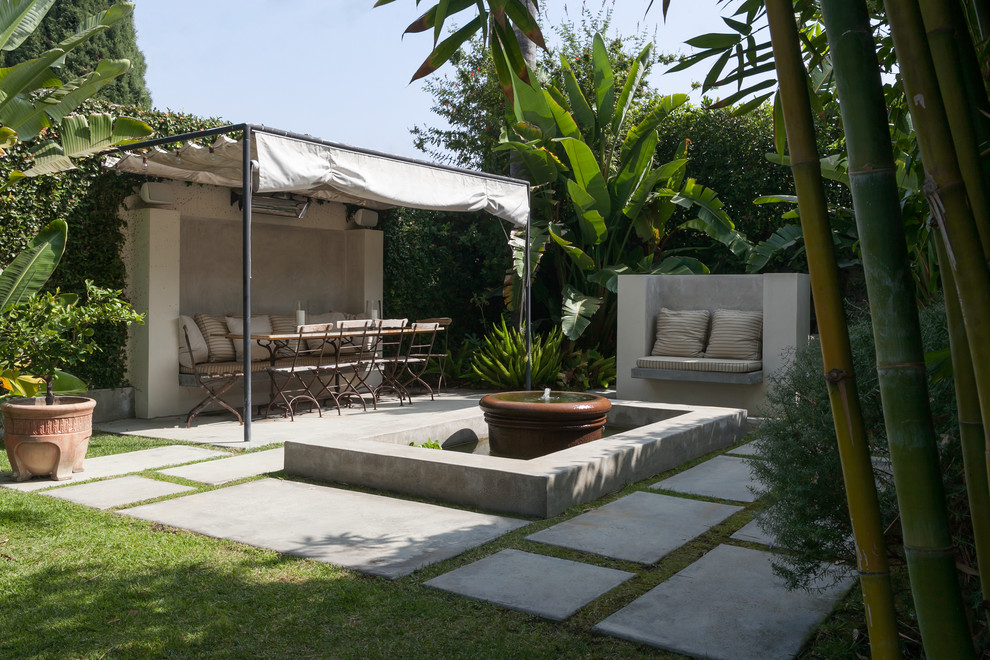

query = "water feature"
(479, 390), (612, 459)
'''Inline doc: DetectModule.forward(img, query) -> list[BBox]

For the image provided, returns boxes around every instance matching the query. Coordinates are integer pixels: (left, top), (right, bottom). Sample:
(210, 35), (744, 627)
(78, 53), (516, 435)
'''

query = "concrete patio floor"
(96, 390), (490, 449)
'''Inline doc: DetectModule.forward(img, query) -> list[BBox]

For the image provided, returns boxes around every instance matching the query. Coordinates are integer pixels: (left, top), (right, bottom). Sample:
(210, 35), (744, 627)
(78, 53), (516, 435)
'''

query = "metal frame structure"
(109, 123), (533, 442)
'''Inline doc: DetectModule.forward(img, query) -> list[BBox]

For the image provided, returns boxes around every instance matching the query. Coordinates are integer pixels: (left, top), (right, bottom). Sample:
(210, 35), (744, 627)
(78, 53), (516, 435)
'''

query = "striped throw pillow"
(651, 308), (710, 358)
(269, 314), (301, 357)
(194, 313), (236, 362)
(704, 309), (763, 360)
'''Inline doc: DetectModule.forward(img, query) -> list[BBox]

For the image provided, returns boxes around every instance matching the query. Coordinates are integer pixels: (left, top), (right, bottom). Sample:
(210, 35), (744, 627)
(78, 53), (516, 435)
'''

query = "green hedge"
(0, 100), (227, 389)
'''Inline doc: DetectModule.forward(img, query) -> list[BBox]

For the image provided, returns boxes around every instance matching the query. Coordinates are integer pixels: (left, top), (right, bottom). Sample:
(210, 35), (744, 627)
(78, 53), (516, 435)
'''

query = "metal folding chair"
(401, 322), (440, 402)
(183, 325), (244, 427)
(372, 318), (410, 404)
(416, 317), (451, 395)
(264, 323), (334, 421)
(317, 319), (382, 414)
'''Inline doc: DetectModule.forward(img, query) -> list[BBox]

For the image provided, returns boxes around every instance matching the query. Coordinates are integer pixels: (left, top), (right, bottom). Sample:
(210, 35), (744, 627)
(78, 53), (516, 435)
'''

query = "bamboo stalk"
(885, 0), (990, 534)
(919, 0), (990, 249)
(878, 0), (990, 655)
(935, 231), (990, 626)
(764, 0), (900, 656)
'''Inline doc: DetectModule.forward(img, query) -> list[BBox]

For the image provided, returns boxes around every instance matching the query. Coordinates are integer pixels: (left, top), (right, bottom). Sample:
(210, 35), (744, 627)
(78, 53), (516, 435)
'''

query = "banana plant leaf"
(24, 113), (153, 176)
(557, 137), (610, 218)
(612, 42), (652, 135)
(560, 285), (602, 340)
(560, 56), (595, 136)
(745, 223), (804, 272)
(0, 218), (66, 311)
(0, 0), (57, 52)
(592, 34), (615, 132)
(548, 222), (595, 270)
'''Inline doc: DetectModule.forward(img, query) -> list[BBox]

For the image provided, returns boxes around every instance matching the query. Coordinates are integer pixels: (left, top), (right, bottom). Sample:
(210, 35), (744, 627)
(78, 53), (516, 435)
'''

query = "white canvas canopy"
(107, 130), (530, 227)
(105, 124), (532, 443)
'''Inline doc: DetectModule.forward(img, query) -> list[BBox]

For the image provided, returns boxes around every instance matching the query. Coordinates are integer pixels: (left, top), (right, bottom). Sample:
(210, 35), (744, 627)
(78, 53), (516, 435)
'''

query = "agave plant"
(470, 317), (562, 389)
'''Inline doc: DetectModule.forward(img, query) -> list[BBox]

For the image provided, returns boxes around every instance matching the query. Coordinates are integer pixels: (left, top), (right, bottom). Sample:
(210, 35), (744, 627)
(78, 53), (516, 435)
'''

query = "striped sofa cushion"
(651, 308), (710, 358)
(194, 313), (236, 362)
(636, 356), (762, 373)
(704, 309), (763, 360)
(269, 314), (302, 357)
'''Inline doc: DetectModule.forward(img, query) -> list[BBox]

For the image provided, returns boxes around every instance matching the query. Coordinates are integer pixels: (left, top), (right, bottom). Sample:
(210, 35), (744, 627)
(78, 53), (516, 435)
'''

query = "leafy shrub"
(469, 318), (562, 390)
(558, 345), (616, 391)
(750, 301), (962, 592)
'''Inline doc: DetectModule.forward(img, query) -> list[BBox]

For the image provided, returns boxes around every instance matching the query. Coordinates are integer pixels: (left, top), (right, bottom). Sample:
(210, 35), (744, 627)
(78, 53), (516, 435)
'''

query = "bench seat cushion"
(636, 356), (762, 373)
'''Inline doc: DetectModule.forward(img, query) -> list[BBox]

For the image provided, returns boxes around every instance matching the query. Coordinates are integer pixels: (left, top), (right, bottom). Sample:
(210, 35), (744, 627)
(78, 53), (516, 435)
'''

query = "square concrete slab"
(594, 544), (853, 659)
(42, 475), (195, 509)
(158, 448), (283, 484)
(731, 518), (777, 546)
(726, 440), (761, 457)
(1, 445), (227, 492)
(525, 491), (742, 564)
(122, 478), (528, 579)
(651, 455), (760, 502)
(425, 549), (635, 621)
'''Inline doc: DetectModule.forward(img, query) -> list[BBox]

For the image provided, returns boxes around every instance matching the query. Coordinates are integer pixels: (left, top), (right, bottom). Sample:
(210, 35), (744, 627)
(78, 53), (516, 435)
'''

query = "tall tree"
(0, 0), (150, 107)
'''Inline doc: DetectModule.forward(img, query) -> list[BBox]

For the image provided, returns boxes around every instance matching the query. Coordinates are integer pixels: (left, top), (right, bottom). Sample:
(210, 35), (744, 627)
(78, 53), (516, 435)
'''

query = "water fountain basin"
(479, 391), (612, 459)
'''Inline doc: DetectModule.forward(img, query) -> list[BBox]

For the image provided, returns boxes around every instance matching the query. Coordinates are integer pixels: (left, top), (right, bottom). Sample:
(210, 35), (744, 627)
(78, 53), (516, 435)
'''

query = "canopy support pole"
(525, 188), (532, 391)
(242, 125), (253, 443)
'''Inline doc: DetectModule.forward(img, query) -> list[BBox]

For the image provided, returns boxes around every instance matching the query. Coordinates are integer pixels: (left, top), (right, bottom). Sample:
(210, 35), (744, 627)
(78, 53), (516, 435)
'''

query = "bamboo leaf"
(685, 32), (741, 49)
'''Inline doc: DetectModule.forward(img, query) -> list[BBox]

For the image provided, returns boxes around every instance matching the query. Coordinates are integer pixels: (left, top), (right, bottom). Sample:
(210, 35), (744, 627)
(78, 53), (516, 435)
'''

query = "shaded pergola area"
(105, 124), (532, 442)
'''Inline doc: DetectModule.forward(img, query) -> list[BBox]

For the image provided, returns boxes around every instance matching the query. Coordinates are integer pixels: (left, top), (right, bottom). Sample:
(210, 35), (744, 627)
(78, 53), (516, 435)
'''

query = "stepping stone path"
(424, 549), (634, 621)
(158, 447), (284, 484)
(7, 434), (852, 656)
(123, 478), (528, 579)
(651, 454), (760, 502)
(0, 445), (226, 492)
(526, 491), (742, 564)
(43, 475), (194, 509)
(594, 544), (854, 660)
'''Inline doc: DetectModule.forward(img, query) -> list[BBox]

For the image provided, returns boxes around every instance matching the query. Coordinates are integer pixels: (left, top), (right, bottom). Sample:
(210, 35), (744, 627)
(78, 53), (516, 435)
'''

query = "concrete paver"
(525, 491), (742, 564)
(731, 518), (777, 546)
(726, 440), (760, 457)
(42, 475), (195, 509)
(1, 445), (227, 492)
(122, 478), (528, 579)
(593, 544), (854, 659)
(424, 549), (635, 621)
(651, 454), (760, 502)
(158, 448), (283, 484)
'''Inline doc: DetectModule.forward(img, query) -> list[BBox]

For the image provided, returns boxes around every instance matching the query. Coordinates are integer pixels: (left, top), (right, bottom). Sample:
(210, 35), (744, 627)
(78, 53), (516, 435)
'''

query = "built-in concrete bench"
(616, 274), (811, 415)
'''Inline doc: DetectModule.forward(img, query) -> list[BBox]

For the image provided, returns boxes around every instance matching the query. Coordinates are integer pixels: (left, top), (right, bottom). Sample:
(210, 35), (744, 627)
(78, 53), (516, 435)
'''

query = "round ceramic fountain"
(479, 389), (612, 459)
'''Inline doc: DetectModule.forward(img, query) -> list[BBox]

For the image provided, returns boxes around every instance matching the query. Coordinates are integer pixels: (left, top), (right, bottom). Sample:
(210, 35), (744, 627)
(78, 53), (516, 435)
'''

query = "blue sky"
(133, 1), (740, 160)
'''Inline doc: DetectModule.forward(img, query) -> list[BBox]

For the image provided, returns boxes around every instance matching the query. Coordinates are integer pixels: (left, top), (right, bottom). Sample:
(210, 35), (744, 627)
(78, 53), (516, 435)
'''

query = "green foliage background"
(0, 0), (151, 108)
(0, 100), (227, 389)
(749, 301), (976, 614)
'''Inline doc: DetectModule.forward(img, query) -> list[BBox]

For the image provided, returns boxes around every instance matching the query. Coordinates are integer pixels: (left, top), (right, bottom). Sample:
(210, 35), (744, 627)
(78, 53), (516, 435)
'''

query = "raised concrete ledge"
(630, 367), (763, 385)
(284, 400), (747, 518)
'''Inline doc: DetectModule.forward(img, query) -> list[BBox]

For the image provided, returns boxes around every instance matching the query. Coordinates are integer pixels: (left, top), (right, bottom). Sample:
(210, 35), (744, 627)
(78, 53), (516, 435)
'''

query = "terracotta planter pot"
(1, 396), (97, 482)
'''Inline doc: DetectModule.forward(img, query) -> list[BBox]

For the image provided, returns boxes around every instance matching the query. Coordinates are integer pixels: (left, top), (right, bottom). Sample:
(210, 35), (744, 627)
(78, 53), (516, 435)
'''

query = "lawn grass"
(0, 433), (872, 659)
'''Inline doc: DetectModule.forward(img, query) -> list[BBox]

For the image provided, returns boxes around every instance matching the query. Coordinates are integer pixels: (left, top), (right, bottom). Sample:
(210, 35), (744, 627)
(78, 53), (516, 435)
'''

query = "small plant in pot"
(0, 282), (144, 481)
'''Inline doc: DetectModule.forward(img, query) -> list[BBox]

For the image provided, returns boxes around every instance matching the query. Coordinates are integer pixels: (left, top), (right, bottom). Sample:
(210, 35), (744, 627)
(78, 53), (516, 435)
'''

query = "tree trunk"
(763, 0), (900, 656)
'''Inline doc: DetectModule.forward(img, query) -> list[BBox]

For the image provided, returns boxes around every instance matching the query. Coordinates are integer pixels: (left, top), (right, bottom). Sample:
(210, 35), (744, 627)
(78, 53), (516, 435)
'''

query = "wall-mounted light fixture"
(231, 191), (310, 219)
